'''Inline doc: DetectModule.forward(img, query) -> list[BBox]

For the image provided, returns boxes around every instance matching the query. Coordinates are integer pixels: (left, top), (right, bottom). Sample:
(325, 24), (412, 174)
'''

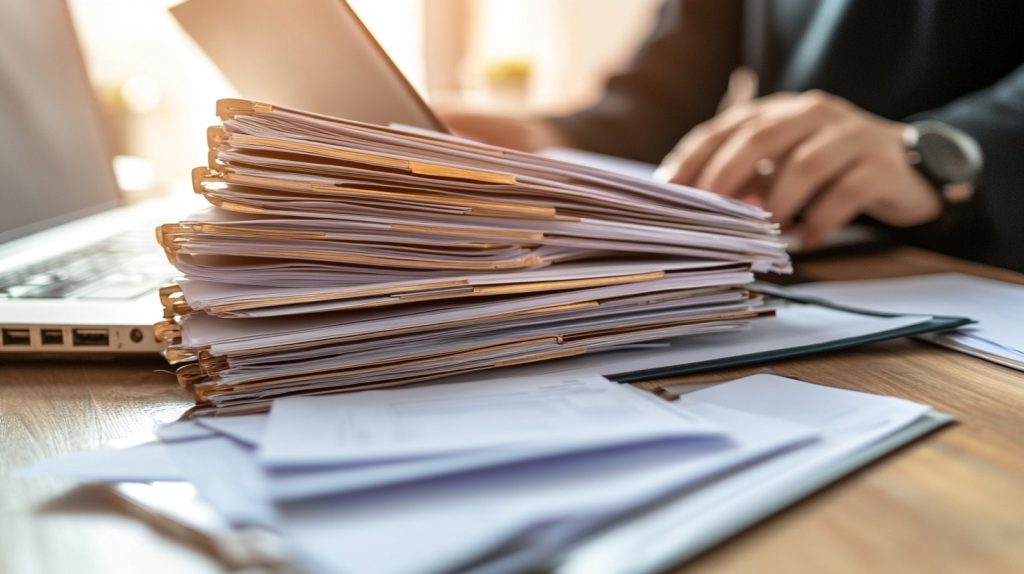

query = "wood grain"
(0, 359), (222, 574)
(2, 246), (1022, 573)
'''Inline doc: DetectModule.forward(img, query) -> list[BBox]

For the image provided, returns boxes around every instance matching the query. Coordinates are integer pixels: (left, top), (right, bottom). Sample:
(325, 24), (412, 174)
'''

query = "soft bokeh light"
(113, 155), (157, 193)
(348, 0), (427, 96)
(68, 0), (236, 197)
(120, 74), (163, 115)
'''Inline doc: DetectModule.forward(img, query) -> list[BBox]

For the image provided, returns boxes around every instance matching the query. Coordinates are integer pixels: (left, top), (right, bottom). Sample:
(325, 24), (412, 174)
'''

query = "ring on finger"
(754, 158), (776, 177)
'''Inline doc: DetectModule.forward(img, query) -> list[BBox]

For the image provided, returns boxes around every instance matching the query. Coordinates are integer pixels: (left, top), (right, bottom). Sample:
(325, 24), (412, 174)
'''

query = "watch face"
(913, 122), (983, 185)
(918, 132), (971, 183)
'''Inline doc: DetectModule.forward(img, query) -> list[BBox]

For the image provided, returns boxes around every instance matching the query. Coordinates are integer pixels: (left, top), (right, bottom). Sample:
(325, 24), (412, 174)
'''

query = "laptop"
(0, 0), (183, 355)
(0, 0), (449, 357)
(171, 0), (447, 133)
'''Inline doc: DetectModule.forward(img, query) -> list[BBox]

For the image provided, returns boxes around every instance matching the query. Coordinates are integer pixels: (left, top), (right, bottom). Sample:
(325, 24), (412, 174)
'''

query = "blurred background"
(66, 0), (662, 200)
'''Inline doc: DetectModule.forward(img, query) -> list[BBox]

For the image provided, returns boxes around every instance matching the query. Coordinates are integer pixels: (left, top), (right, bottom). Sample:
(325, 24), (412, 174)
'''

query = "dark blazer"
(550, 0), (1024, 271)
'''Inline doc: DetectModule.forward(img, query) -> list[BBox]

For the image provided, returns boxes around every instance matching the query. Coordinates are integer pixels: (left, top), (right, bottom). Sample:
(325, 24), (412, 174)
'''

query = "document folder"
(157, 99), (798, 414)
(611, 292), (974, 383)
(155, 99), (969, 414)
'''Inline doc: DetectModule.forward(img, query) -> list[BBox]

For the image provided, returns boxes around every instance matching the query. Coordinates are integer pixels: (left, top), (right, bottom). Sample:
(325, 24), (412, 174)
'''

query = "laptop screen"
(0, 0), (120, 245)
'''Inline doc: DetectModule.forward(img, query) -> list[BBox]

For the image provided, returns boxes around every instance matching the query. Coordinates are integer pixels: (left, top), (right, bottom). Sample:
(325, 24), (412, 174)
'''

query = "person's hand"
(439, 112), (568, 152)
(659, 91), (944, 249)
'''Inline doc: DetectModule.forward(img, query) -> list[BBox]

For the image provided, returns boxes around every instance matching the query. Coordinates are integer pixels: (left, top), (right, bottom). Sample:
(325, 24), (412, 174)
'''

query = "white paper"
(927, 331), (1024, 369)
(154, 420), (218, 442)
(276, 399), (814, 574)
(788, 273), (1024, 350)
(558, 374), (934, 573)
(674, 373), (931, 430)
(183, 271), (755, 351)
(261, 374), (723, 466)
(277, 375), (931, 574)
(163, 436), (276, 528)
(195, 414), (269, 447)
(441, 303), (929, 383)
(20, 372), (939, 574)
(19, 442), (183, 482)
(538, 147), (657, 180)
(787, 273), (1024, 368)
(198, 300), (928, 416)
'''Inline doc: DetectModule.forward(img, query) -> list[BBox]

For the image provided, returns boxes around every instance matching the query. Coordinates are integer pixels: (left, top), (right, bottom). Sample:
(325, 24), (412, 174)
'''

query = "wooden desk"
(2, 246), (1023, 574)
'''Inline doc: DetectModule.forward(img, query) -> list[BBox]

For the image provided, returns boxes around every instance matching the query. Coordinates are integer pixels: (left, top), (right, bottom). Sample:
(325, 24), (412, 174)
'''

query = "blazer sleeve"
(887, 64), (1024, 271)
(546, 0), (742, 164)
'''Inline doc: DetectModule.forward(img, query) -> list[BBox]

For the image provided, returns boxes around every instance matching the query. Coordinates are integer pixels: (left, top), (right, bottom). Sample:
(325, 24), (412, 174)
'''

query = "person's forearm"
(547, 0), (741, 163)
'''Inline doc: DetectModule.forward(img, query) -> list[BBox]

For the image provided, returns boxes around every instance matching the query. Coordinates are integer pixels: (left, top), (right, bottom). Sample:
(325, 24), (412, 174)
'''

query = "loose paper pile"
(155, 99), (790, 414)
(23, 374), (943, 574)
(785, 273), (1024, 371)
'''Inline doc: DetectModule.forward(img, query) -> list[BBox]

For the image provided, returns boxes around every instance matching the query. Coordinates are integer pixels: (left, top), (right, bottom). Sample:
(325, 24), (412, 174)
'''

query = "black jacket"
(550, 0), (1024, 271)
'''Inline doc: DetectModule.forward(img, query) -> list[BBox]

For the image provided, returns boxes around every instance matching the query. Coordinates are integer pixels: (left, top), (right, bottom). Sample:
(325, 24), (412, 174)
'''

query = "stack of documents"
(155, 99), (790, 413)
(23, 374), (950, 574)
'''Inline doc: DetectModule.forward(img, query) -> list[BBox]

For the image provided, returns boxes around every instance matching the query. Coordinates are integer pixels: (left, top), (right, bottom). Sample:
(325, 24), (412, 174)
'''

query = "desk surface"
(2, 246), (1023, 574)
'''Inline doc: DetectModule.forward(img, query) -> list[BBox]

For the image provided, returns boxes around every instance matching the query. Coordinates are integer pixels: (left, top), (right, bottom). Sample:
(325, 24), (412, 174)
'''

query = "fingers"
(798, 163), (876, 249)
(666, 104), (760, 186)
(660, 90), (935, 249)
(695, 92), (848, 196)
(764, 123), (864, 224)
(694, 114), (814, 195)
(863, 150), (944, 226)
(665, 93), (795, 186)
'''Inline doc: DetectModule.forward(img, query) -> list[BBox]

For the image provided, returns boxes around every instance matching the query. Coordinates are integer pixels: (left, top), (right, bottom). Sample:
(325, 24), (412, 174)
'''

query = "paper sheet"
(260, 374), (723, 466)
(441, 302), (929, 383)
(787, 273), (1024, 366)
(275, 399), (813, 574)
(21, 373), (937, 574)
(195, 414), (269, 447)
(19, 442), (183, 482)
(558, 374), (935, 573)
(154, 420), (218, 442)
(21, 388), (808, 574)
(163, 437), (275, 527)
(538, 147), (657, 180)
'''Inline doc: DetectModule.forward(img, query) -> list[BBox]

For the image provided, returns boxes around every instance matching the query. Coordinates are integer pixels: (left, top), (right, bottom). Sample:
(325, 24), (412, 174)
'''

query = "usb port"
(41, 329), (64, 345)
(72, 328), (109, 347)
(2, 328), (31, 346)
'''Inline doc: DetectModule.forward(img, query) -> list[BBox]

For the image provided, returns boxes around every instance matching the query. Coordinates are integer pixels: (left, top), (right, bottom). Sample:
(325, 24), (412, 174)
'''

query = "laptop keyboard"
(0, 230), (174, 300)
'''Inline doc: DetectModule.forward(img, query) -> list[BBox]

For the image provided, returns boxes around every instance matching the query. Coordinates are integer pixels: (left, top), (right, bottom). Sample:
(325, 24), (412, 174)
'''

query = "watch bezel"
(903, 120), (983, 186)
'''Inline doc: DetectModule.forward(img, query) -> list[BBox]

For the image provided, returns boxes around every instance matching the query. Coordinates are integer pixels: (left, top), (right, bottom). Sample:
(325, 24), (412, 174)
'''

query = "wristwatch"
(903, 120), (983, 203)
